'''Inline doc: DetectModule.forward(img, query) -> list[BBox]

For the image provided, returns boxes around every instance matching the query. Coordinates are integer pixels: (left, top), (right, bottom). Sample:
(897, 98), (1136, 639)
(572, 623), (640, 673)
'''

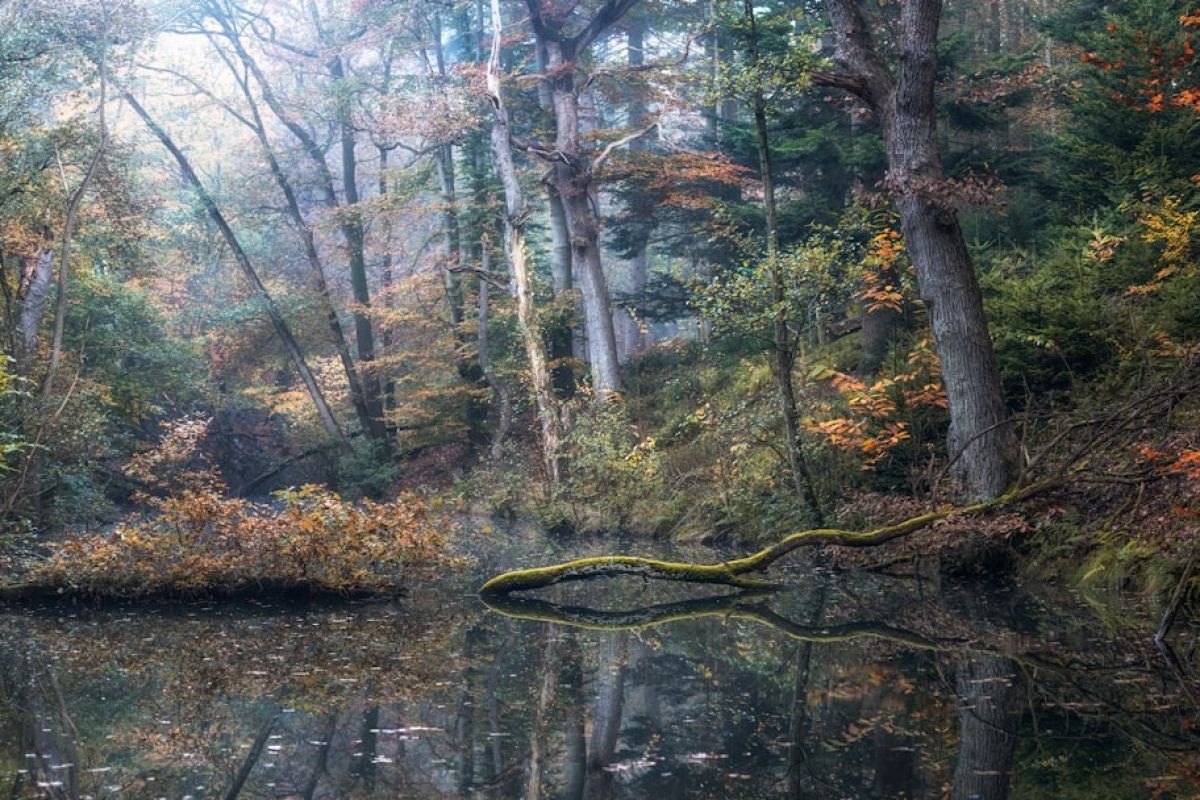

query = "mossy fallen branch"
(479, 478), (1058, 595)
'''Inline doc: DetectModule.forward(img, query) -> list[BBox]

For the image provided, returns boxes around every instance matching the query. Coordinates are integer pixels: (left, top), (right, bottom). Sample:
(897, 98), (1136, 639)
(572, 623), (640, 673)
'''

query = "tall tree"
(522, 0), (644, 400)
(204, 0), (391, 454)
(617, 11), (652, 360)
(741, 0), (823, 521)
(486, 0), (566, 487)
(122, 91), (347, 445)
(812, 0), (1017, 499)
(169, 28), (379, 448)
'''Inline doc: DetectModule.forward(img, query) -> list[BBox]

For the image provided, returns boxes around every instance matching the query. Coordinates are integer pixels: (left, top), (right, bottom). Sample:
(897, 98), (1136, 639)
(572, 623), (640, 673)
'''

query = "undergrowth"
(21, 416), (457, 598)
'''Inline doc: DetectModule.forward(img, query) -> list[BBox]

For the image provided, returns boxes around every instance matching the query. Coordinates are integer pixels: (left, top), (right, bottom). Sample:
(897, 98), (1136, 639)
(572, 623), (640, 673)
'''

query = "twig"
(1155, 556), (1196, 650)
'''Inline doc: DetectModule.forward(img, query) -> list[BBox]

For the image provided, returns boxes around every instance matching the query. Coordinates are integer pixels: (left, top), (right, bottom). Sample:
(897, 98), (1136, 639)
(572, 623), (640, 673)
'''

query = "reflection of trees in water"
(952, 656), (1018, 800)
(0, 629), (80, 800)
(0, 582), (1197, 799)
(485, 588), (1198, 799)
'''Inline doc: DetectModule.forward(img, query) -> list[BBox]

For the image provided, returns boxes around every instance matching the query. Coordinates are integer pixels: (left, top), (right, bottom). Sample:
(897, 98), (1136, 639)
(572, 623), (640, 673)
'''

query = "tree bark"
(619, 14), (651, 361)
(477, 239), (513, 458)
(15, 243), (53, 375)
(429, 12), (467, 330)
(534, 42), (578, 300)
(124, 90), (347, 445)
(816, 0), (1016, 500)
(858, 259), (900, 374)
(487, 0), (565, 487)
(526, 0), (638, 400)
(535, 43), (580, 392)
(331, 54), (391, 456)
(434, 144), (466, 328)
(547, 42), (622, 399)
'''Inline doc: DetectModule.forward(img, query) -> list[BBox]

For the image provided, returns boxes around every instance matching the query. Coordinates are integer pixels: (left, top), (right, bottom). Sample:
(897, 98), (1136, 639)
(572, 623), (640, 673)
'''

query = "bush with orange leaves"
(29, 416), (455, 597)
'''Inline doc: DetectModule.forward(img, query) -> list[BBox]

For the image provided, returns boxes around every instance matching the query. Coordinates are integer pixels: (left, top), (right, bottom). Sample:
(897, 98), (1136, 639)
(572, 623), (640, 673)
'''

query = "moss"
(480, 478), (1057, 595)
(478, 554), (777, 595)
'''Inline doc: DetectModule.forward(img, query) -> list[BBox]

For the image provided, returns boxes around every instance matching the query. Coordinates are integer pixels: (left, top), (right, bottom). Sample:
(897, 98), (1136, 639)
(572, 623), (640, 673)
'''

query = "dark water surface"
(2, 529), (1198, 799)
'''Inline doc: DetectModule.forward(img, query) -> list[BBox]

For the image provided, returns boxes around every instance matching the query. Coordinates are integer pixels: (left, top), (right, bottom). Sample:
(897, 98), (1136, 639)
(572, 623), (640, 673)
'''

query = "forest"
(1, 0), (1200, 797)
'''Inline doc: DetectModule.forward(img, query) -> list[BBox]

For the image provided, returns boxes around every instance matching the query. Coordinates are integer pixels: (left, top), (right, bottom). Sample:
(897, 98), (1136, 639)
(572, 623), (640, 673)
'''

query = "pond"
(1, 529), (1197, 799)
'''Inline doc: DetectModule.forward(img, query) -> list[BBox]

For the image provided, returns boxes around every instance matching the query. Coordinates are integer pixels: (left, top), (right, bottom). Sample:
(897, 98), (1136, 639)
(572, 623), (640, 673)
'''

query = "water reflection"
(1, 553), (1197, 798)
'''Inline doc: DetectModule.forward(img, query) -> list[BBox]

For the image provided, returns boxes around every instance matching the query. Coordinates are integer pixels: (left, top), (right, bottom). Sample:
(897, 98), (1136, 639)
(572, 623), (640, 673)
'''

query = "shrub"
(33, 485), (448, 597)
(28, 417), (453, 597)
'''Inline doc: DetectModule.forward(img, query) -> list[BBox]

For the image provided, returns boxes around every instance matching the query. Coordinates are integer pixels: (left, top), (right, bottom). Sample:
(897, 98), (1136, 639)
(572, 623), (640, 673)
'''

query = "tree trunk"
(817, 0), (1015, 500)
(743, 0), (823, 522)
(332, 55), (391, 456)
(15, 244), (54, 375)
(858, 258), (900, 374)
(619, 14), (651, 361)
(534, 41), (580, 376)
(124, 90), (347, 445)
(225, 714), (278, 800)
(525, 627), (561, 800)
(588, 633), (627, 772)
(429, 15), (467, 330)
(487, 0), (565, 487)
(547, 182), (582, 393)
(787, 583), (827, 797)
(435, 145), (466, 328)
(542, 37), (623, 400)
(886, 0), (1014, 499)
(378, 146), (403, 437)
(478, 240), (513, 458)
(951, 656), (1017, 800)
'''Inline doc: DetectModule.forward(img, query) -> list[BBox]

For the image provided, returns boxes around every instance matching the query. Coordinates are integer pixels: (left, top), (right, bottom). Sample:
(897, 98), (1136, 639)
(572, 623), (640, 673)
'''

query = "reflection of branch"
(481, 593), (951, 650)
(485, 593), (1200, 754)
(225, 714), (278, 800)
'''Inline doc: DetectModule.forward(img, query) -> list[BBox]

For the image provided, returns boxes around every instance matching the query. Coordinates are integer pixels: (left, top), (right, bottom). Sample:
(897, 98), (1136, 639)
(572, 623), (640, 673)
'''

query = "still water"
(1, 530), (1197, 799)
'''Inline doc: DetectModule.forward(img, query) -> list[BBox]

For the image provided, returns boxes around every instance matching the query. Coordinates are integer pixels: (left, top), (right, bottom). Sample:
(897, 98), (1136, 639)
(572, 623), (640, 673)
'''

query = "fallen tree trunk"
(479, 478), (1058, 595)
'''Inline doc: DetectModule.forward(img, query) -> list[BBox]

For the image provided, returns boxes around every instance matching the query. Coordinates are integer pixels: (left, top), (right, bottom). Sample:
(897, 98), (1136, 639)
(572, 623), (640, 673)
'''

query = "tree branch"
(821, 0), (894, 104)
(590, 121), (657, 173)
(479, 476), (1063, 595)
(808, 69), (870, 97)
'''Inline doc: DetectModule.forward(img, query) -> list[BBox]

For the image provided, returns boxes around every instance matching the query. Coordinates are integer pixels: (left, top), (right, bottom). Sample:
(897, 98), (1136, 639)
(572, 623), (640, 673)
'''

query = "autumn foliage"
(805, 340), (948, 470)
(30, 416), (454, 597)
(1080, 8), (1200, 114)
